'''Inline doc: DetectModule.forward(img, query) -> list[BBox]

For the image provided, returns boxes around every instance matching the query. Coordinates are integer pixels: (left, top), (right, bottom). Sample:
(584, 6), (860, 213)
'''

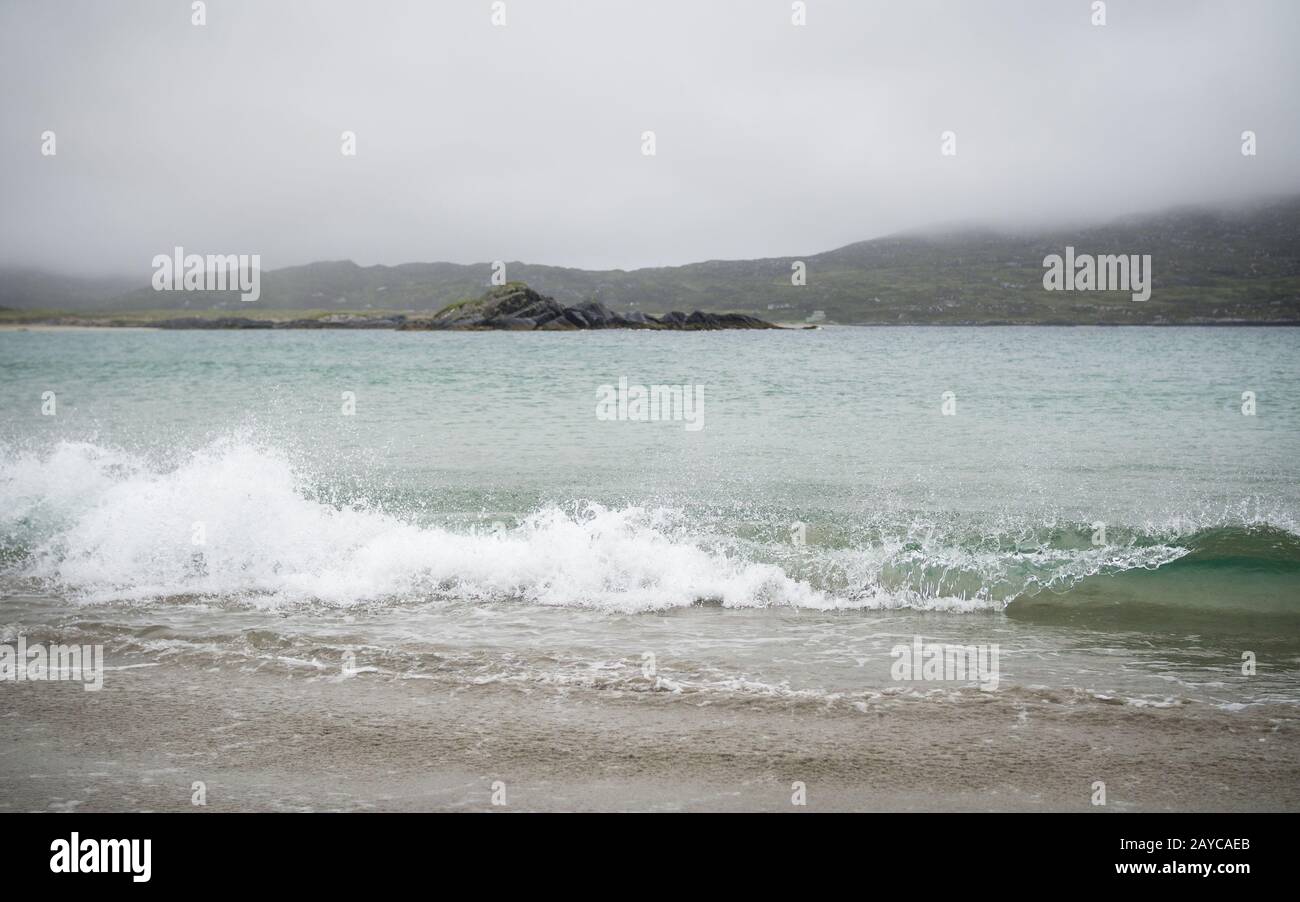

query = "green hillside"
(4, 197), (1299, 325)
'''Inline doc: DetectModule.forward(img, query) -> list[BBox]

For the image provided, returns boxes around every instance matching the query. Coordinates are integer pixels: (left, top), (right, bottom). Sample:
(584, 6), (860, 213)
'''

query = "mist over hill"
(4, 196), (1299, 325)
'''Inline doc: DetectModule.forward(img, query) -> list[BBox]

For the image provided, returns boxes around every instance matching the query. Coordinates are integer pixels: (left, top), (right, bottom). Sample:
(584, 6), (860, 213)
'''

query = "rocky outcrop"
(144, 284), (781, 331)
(154, 317), (275, 329)
(399, 283), (779, 331)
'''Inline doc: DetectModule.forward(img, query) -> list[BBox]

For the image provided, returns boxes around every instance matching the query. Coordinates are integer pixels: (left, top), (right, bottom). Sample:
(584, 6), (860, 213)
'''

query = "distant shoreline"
(5, 197), (1300, 327)
(4, 319), (1299, 331)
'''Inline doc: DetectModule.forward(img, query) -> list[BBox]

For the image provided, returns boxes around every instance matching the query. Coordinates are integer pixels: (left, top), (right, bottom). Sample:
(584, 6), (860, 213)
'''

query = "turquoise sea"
(2, 326), (1299, 709)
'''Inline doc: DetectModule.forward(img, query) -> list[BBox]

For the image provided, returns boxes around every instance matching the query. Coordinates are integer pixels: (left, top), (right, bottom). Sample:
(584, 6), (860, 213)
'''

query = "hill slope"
(4, 197), (1299, 324)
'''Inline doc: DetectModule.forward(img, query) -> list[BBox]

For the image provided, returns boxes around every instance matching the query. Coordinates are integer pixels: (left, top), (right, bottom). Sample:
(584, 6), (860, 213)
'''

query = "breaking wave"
(2, 439), (1297, 613)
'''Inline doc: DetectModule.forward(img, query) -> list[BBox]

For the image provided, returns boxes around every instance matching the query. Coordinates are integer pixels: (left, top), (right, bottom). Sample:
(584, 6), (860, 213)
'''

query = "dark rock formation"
(154, 317), (275, 329)
(399, 283), (779, 331)
(145, 284), (780, 331)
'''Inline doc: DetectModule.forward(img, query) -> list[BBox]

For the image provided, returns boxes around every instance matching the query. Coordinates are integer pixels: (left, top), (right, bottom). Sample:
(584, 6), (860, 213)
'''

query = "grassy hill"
(4, 196), (1299, 325)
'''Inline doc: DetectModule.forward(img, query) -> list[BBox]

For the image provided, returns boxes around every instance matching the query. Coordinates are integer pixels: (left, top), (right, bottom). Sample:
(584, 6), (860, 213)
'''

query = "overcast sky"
(1, 0), (1298, 275)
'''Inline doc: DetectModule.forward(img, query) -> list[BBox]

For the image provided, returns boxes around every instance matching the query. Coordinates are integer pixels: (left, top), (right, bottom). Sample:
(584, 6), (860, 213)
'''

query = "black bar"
(2, 813), (1281, 888)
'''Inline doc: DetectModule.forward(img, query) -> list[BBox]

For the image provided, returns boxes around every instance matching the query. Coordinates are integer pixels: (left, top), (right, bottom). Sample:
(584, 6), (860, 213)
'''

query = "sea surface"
(2, 326), (1299, 711)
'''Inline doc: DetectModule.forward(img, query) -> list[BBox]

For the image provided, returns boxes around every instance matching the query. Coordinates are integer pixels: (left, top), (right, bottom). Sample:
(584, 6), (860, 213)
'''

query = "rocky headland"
(141, 283), (780, 331)
(397, 283), (779, 331)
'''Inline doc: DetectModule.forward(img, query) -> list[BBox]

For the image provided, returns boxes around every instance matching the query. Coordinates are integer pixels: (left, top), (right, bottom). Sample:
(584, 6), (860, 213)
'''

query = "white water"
(0, 439), (1210, 612)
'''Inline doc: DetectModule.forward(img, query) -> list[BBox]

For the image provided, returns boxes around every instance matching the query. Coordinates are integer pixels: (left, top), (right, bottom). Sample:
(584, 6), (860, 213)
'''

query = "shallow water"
(2, 326), (1298, 709)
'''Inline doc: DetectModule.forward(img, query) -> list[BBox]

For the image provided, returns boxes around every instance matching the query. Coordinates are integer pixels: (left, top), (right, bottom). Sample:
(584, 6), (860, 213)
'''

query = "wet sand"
(2, 659), (1297, 812)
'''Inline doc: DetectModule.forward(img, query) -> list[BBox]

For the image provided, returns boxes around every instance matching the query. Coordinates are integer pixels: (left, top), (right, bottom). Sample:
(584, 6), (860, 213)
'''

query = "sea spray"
(2, 439), (1291, 613)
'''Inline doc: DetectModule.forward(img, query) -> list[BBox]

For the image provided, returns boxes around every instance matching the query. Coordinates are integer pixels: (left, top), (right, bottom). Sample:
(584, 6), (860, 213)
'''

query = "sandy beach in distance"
(0, 324), (158, 331)
(3, 656), (1297, 813)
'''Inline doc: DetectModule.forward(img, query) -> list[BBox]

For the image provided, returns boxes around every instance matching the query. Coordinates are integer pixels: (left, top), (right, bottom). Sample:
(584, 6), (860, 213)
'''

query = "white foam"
(0, 439), (1232, 613)
(1, 440), (832, 611)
